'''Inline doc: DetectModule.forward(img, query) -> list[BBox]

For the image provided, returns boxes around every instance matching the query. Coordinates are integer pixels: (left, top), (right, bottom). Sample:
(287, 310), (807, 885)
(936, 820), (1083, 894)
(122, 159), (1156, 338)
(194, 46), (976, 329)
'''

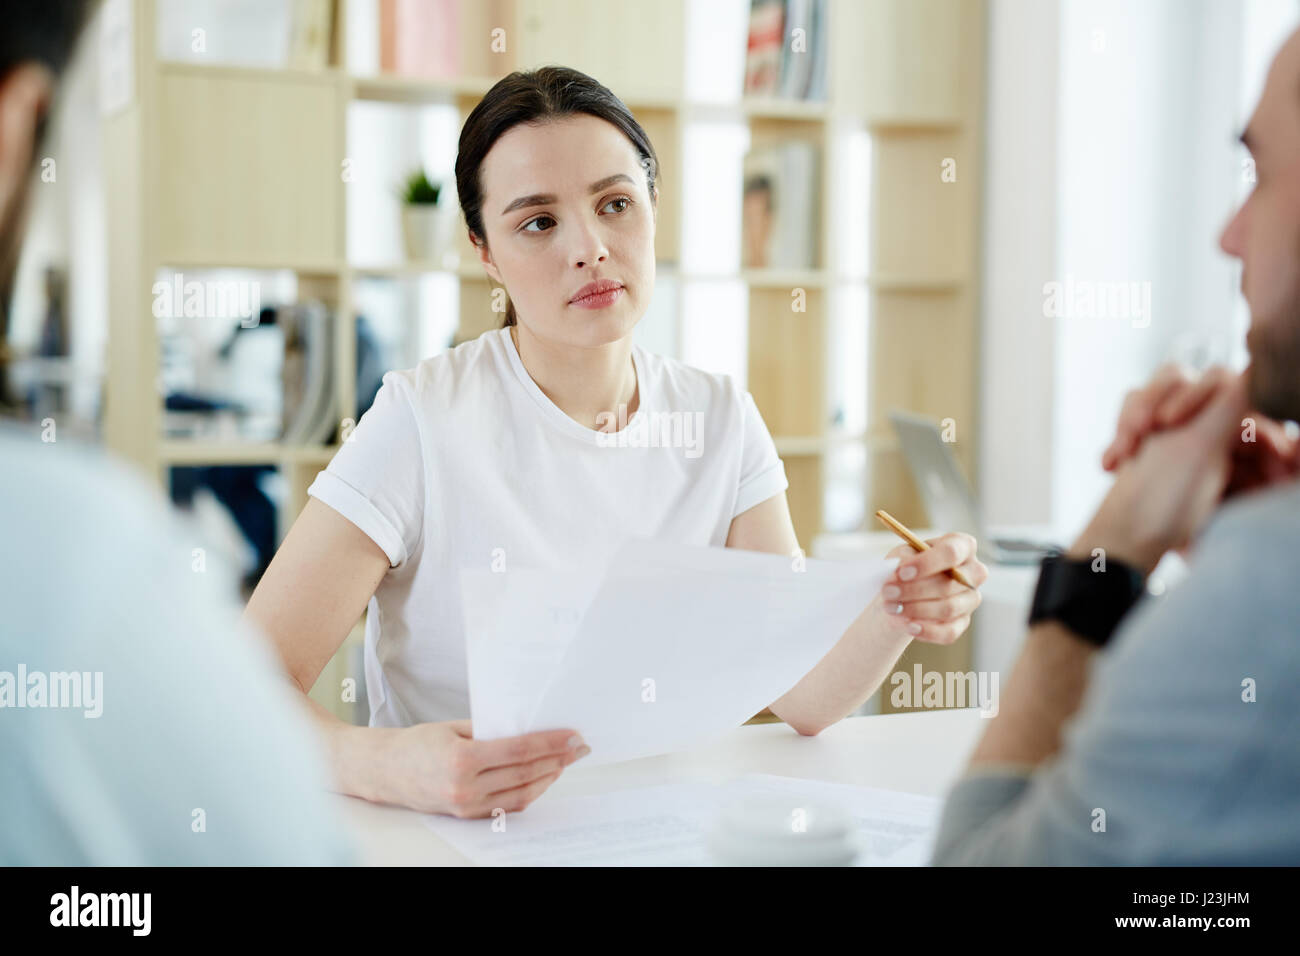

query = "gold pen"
(875, 509), (975, 589)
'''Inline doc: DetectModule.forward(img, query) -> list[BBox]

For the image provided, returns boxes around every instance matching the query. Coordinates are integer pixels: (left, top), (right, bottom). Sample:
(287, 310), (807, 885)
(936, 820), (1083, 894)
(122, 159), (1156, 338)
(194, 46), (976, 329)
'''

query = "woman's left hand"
(876, 532), (988, 644)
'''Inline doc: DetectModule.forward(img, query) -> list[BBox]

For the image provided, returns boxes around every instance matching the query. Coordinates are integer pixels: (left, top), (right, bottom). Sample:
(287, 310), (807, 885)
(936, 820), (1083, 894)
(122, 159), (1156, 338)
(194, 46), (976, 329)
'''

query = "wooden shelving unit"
(103, 0), (986, 719)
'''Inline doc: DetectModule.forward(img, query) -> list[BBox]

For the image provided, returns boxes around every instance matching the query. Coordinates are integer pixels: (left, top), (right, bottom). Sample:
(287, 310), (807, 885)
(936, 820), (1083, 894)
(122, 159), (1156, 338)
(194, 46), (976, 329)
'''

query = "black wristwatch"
(1027, 552), (1147, 647)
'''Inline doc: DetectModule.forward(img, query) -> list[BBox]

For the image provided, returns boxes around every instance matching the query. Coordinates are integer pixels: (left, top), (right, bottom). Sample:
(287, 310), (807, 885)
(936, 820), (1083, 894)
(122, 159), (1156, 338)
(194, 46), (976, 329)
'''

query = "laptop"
(888, 409), (1060, 565)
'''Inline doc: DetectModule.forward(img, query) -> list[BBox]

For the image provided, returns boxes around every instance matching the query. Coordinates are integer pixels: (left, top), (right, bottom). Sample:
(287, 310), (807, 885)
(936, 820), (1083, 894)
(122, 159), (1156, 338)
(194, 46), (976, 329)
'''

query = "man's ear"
(0, 63), (54, 199)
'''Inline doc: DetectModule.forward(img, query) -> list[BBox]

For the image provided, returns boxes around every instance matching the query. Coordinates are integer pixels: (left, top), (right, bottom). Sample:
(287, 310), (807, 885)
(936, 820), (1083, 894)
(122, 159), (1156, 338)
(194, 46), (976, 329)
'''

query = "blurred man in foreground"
(0, 0), (355, 865)
(932, 26), (1300, 864)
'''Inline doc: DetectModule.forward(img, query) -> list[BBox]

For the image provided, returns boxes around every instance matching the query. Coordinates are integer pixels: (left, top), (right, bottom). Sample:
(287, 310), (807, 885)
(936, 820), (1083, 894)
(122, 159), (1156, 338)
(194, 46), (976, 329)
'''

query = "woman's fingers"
(882, 558), (987, 603)
(465, 728), (583, 772)
(886, 588), (983, 623)
(477, 750), (582, 798)
(879, 533), (984, 645)
(460, 771), (563, 819)
(894, 533), (979, 583)
(908, 615), (973, 645)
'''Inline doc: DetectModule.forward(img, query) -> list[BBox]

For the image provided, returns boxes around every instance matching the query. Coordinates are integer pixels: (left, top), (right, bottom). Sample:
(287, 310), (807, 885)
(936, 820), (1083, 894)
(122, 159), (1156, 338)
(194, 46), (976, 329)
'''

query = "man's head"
(0, 0), (91, 318)
(1220, 25), (1300, 423)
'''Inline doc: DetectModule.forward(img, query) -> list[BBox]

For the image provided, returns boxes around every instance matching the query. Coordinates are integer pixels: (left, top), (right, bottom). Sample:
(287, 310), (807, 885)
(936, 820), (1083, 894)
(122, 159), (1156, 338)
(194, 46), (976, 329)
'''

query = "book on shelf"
(741, 141), (821, 270)
(280, 302), (337, 446)
(379, 0), (460, 79)
(745, 0), (828, 101)
(745, 0), (785, 96)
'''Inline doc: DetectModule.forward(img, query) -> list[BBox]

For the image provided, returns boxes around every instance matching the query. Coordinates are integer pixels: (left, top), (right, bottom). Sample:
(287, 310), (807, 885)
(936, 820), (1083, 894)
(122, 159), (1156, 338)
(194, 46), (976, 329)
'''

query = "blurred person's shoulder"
(1194, 477), (1300, 604)
(1203, 476), (1300, 542)
(0, 422), (357, 864)
(0, 421), (240, 628)
(2, 421), (186, 546)
(1115, 476), (1300, 664)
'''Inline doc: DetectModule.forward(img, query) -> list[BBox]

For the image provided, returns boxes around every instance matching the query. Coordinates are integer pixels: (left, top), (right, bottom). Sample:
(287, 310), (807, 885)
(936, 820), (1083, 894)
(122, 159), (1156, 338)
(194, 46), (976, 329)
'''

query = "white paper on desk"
(422, 774), (941, 866)
(461, 536), (893, 766)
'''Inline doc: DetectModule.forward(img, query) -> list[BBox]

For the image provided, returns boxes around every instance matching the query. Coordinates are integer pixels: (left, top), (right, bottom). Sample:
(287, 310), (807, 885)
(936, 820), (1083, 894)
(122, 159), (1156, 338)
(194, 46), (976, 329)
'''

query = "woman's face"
(474, 113), (657, 349)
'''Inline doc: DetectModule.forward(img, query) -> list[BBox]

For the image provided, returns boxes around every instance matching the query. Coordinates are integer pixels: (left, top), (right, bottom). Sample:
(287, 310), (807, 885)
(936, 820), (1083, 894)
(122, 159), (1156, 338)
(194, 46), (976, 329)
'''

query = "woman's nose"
(570, 217), (609, 268)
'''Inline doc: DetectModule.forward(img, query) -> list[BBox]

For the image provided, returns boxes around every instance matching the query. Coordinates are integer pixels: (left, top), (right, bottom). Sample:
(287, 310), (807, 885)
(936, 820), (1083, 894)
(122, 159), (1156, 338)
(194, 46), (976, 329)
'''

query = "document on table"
(460, 536), (894, 767)
(422, 774), (942, 866)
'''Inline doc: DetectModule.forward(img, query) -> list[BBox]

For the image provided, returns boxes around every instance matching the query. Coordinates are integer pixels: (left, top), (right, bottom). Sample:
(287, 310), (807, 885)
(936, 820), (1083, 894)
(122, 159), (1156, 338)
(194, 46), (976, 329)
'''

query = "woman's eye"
(521, 197), (630, 233)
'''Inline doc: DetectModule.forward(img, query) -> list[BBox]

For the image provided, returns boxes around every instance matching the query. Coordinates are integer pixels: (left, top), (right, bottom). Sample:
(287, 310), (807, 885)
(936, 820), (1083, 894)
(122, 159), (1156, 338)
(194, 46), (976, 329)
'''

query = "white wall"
(981, 0), (1298, 538)
(978, 0), (1059, 529)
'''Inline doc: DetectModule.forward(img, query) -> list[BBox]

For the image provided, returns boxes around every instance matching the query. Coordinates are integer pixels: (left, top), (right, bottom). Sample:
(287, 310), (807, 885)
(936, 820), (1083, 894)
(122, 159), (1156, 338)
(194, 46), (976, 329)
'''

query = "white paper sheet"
(460, 536), (894, 766)
(422, 774), (942, 866)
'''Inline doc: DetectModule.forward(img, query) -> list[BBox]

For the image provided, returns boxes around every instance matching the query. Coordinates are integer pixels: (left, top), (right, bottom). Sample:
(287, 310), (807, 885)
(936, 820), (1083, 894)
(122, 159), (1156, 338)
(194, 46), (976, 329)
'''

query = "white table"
(335, 709), (987, 866)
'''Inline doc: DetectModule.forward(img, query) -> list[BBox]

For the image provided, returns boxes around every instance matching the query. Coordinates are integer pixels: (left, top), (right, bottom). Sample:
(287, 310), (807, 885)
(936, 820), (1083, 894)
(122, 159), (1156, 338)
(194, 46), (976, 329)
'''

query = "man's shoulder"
(1202, 478), (1300, 549)
(1108, 479), (1300, 670)
(1179, 479), (1300, 613)
(0, 424), (176, 543)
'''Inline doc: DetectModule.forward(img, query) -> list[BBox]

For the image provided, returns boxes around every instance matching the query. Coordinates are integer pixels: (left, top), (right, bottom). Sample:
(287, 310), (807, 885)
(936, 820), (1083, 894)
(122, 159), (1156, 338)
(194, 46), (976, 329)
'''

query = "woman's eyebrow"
(500, 173), (635, 216)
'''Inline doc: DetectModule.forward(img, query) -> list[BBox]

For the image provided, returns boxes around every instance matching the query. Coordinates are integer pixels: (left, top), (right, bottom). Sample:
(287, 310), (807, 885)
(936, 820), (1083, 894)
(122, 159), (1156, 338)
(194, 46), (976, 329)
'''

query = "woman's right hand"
(373, 720), (590, 818)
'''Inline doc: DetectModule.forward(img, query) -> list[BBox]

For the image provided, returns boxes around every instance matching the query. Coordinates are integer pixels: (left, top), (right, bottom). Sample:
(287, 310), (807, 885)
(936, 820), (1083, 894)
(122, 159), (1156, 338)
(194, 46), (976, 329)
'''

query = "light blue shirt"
(932, 479), (1300, 864)
(0, 425), (356, 864)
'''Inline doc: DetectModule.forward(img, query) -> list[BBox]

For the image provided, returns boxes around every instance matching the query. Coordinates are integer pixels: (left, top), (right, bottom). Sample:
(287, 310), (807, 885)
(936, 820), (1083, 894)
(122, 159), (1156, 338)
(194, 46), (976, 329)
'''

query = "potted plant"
(398, 169), (455, 265)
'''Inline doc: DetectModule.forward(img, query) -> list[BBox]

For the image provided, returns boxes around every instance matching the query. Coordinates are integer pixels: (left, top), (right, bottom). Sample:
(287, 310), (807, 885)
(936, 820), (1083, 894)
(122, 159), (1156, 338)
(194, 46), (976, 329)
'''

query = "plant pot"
(401, 203), (455, 266)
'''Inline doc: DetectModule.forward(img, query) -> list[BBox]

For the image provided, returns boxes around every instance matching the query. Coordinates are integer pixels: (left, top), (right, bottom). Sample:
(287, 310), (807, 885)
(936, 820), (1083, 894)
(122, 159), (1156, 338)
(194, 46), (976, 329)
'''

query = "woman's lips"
(569, 286), (624, 309)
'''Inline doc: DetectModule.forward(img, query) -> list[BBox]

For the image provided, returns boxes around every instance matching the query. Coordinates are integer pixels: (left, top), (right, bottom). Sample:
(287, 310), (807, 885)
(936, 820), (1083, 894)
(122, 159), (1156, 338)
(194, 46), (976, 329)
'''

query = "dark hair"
(0, 0), (92, 84)
(0, 0), (92, 409)
(454, 65), (660, 329)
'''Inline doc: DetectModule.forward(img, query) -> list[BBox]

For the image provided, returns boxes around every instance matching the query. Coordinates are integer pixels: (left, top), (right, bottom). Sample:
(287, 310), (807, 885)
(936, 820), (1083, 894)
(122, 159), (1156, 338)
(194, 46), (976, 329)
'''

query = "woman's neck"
(510, 323), (639, 431)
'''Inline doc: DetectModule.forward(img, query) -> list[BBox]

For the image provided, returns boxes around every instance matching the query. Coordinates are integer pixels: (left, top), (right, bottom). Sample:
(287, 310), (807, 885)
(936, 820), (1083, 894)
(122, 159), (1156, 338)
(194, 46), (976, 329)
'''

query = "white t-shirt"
(307, 326), (789, 728)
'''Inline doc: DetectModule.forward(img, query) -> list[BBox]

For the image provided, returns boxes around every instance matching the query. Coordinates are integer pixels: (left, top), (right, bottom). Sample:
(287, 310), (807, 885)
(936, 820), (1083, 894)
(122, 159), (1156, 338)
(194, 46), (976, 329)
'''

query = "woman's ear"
(471, 231), (504, 284)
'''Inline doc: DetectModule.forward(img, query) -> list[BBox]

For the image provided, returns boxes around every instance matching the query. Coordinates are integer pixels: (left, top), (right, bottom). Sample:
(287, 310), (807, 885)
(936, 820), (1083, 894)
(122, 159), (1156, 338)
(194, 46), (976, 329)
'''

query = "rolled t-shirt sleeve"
(308, 372), (425, 568)
(732, 389), (789, 519)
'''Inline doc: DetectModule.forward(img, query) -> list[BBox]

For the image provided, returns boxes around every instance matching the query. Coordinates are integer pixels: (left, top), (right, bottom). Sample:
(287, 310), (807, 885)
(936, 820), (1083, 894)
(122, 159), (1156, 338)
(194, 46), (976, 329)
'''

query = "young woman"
(243, 66), (988, 820)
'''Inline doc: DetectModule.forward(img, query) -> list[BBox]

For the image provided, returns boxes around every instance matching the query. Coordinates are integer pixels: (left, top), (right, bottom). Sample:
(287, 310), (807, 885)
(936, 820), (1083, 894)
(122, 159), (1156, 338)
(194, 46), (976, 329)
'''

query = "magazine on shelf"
(379, 0), (461, 79)
(745, 0), (785, 96)
(746, 0), (827, 101)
